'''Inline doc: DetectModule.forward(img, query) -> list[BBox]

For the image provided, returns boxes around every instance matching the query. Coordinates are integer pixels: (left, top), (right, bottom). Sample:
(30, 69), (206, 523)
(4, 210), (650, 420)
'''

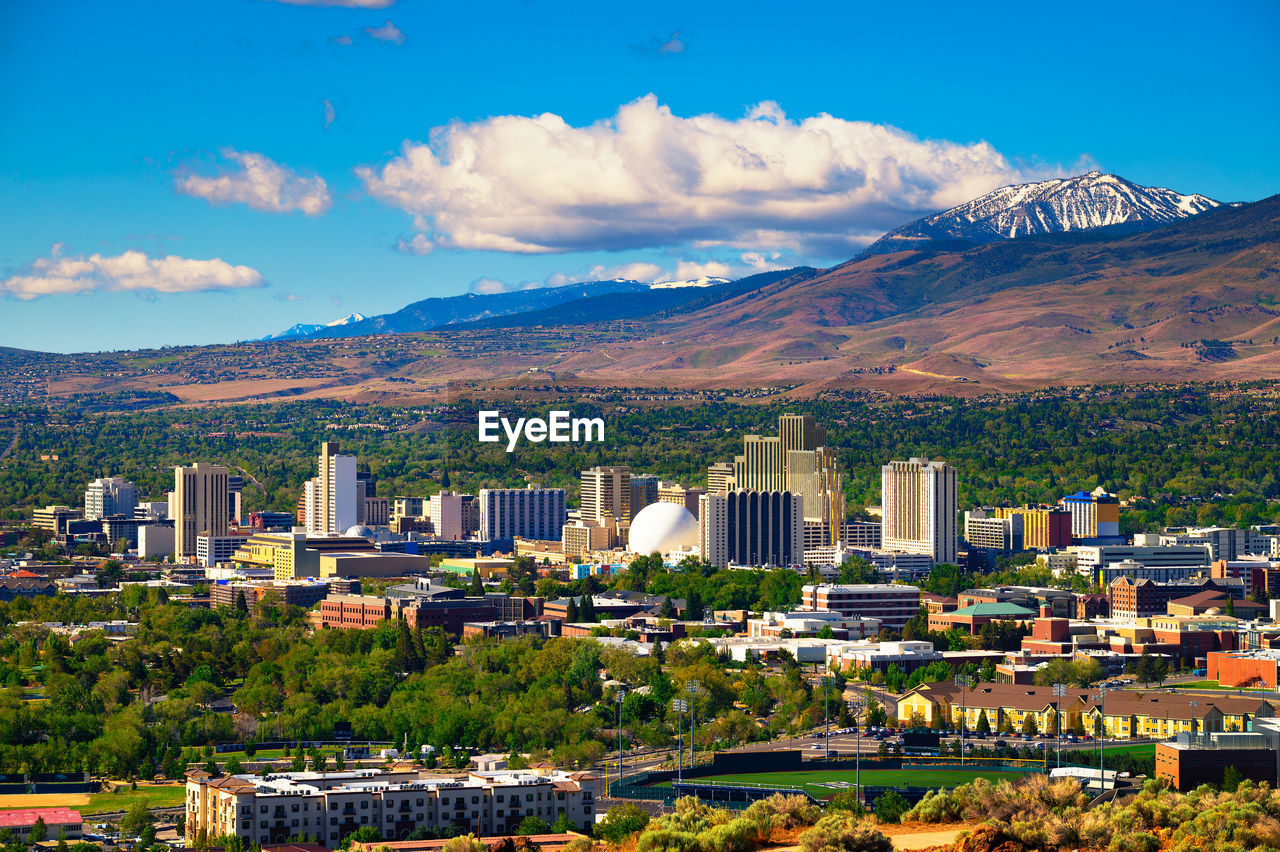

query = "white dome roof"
(628, 502), (698, 556)
(344, 524), (374, 538)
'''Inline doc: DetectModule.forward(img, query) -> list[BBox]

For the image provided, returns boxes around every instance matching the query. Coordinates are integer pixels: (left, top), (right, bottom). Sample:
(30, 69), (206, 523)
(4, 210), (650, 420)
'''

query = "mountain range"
(266, 172), (1230, 343)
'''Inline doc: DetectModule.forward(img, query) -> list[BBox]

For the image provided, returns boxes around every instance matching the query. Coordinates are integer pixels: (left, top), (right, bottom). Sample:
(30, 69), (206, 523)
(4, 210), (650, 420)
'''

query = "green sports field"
(653, 767), (1031, 798)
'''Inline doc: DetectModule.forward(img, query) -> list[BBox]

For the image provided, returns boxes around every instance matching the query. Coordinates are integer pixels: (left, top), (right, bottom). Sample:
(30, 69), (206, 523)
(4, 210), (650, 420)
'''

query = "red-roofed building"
(0, 808), (83, 840)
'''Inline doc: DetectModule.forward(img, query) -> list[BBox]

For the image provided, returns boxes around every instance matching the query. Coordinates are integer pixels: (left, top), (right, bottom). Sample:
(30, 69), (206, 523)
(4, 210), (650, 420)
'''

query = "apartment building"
(174, 462), (230, 561)
(185, 768), (597, 848)
(479, 486), (567, 542)
(881, 458), (957, 564)
(580, 466), (630, 524)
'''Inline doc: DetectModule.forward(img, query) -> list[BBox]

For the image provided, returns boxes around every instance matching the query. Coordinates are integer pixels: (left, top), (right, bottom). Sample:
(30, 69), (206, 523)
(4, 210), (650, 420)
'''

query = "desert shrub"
(797, 814), (891, 852)
(1108, 832), (1161, 852)
(871, 791), (909, 825)
(596, 803), (651, 843)
(697, 818), (765, 852)
(743, 794), (819, 830)
(825, 789), (867, 817)
(562, 839), (595, 852)
(441, 836), (488, 852)
(635, 828), (699, 852)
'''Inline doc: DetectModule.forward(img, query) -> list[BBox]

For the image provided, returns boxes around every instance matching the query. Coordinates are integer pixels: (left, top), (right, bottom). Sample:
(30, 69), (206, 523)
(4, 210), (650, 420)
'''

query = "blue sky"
(2, 0), (1278, 353)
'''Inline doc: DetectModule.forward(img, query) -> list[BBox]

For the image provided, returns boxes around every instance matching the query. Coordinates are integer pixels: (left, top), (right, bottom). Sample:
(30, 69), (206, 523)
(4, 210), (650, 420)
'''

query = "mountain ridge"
(860, 171), (1228, 257)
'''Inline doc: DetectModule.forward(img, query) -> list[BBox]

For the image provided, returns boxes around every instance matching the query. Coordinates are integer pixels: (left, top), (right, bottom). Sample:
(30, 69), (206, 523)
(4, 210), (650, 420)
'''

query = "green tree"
(1222, 765), (1244, 792)
(235, 590), (248, 613)
(224, 755), (243, 775)
(119, 802), (155, 837)
(516, 816), (550, 836)
(30, 818), (46, 844)
(564, 597), (579, 623)
(685, 590), (704, 622)
(873, 790), (910, 824)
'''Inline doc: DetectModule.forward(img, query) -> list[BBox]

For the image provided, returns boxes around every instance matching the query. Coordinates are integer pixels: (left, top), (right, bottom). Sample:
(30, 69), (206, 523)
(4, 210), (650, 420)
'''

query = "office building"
(307, 442), (358, 536)
(994, 506), (1072, 550)
(197, 532), (252, 568)
(134, 500), (169, 521)
(734, 435), (784, 492)
(248, 511), (295, 531)
(174, 462), (230, 561)
(580, 466), (630, 524)
(562, 517), (620, 559)
(428, 491), (467, 540)
(84, 477), (137, 521)
(699, 489), (804, 569)
(881, 457), (957, 564)
(1071, 544), (1212, 577)
(392, 497), (426, 523)
(630, 474), (659, 519)
(965, 509), (1024, 552)
(479, 486), (567, 541)
(228, 474), (244, 525)
(137, 524), (175, 560)
(707, 462), (735, 495)
(657, 482), (704, 514)
(799, 583), (921, 632)
(1059, 488), (1121, 541)
(33, 505), (81, 533)
(185, 768), (598, 848)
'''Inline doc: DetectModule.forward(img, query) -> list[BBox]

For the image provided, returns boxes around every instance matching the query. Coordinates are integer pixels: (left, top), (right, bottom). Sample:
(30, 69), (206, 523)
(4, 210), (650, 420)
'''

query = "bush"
(440, 836), (487, 852)
(697, 818), (764, 852)
(872, 791), (909, 825)
(825, 789), (866, 817)
(635, 828), (700, 852)
(562, 839), (595, 852)
(797, 814), (891, 852)
(743, 794), (820, 830)
(595, 803), (651, 843)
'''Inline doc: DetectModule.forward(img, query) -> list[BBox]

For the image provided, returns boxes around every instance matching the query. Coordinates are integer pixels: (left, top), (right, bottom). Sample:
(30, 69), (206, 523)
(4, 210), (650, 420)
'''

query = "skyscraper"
(699, 489), (804, 569)
(84, 476), (137, 521)
(881, 457), (957, 564)
(629, 474), (659, 520)
(580, 466), (630, 524)
(480, 486), (567, 541)
(707, 462), (736, 495)
(174, 462), (229, 561)
(308, 441), (357, 535)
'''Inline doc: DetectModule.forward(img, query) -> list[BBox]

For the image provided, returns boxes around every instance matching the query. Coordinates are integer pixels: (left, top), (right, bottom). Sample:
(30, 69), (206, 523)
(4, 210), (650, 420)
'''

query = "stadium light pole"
(671, 698), (688, 785)
(955, 675), (973, 766)
(1052, 683), (1067, 770)
(849, 693), (865, 807)
(687, 681), (703, 769)
(1096, 684), (1108, 793)
(820, 675), (835, 759)
(615, 689), (626, 789)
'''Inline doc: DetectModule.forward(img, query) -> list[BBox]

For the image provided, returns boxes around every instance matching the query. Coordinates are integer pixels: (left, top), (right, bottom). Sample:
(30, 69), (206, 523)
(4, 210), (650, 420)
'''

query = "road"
(0, 421), (19, 462)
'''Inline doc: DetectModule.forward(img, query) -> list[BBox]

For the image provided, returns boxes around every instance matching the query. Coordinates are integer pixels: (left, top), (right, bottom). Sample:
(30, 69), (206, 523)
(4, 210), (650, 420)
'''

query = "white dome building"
(628, 502), (699, 556)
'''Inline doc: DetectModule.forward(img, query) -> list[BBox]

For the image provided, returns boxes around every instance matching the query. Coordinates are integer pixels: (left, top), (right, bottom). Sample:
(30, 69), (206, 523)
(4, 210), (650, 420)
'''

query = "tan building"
(707, 462), (735, 495)
(185, 768), (598, 848)
(174, 462), (229, 562)
(881, 457), (956, 564)
(658, 482), (705, 514)
(562, 517), (620, 559)
(580, 466), (630, 524)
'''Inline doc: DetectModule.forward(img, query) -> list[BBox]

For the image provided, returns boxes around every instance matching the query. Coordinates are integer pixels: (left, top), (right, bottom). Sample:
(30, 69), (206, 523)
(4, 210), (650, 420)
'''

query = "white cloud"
(1, 248), (264, 301)
(323, 99), (337, 129)
(274, 291), (310, 302)
(359, 95), (1041, 257)
(177, 149), (332, 216)
(271, 0), (396, 7)
(658, 31), (685, 54)
(331, 35), (353, 46)
(395, 234), (436, 256)
(468, 277), (508, 295)
(365, 20), (405, 43)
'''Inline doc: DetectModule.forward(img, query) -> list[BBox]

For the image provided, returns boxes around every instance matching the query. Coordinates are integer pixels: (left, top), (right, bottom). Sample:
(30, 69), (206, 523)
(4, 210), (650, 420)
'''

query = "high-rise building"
(227, 475), (244, 525)
(174, 462), (230, 561)
(308, 442), (357, 535)
(994, 506), (1072, 549)
(479, 486), (567, 541)
(734, 435), (784, 492)
(719, 414), (843, 546)
(707, 462), (736, 495)
(392, 496), (425, 523)
(881, 457), (957, 564)
(630, 474), (659, 519)
(779, 413), (826, 454)
(1059, 488), (1121, 541)
(658, 482), (704, 514)
(84, 477), (137, 521)
(429, 491), (467, 540)
(580, 466), (630, 523)
(964, 509), (1024, 552)
(700, 490), (804, 569)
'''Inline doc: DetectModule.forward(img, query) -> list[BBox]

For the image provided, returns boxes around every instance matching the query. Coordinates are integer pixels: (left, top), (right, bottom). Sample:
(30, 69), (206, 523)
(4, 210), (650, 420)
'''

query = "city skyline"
(3, 1), (1279, 353)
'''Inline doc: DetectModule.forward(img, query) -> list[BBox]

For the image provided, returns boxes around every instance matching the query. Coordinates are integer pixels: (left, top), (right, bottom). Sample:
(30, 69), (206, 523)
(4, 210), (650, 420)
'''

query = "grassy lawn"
(1092, 744), (1156, 758)
(83, 785), (186, 815)
(203, 746), (350, 763)
(652, 768), (1029, 797)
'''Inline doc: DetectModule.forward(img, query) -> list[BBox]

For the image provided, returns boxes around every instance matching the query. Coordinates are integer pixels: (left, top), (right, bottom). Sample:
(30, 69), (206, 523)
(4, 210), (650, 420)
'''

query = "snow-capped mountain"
(649, 276), (731, 290)
(261, 312), (367, 341)
(861, 171), (1227, 256)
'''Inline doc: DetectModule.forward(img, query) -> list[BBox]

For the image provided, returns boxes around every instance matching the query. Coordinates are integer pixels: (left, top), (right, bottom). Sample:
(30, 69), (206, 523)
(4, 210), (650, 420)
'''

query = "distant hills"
(860, 171), (1227, 257)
